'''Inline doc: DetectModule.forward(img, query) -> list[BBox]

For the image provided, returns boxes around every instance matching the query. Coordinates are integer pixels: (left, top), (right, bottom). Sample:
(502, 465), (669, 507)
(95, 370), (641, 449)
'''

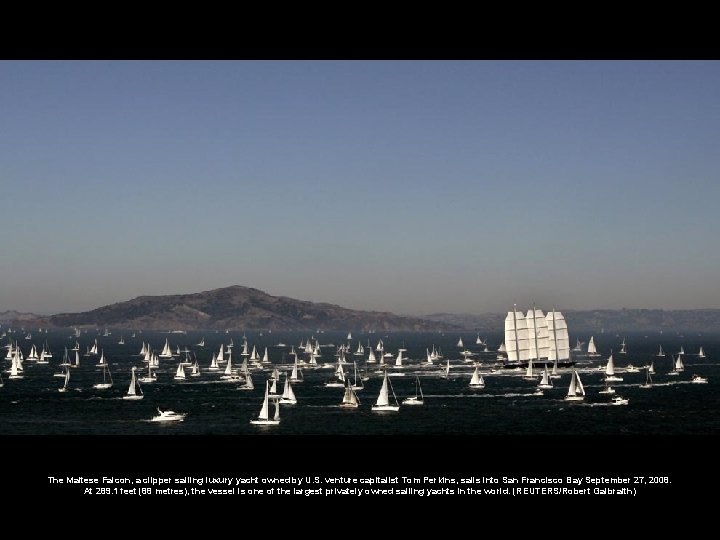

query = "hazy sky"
(1, 60), (719, 315)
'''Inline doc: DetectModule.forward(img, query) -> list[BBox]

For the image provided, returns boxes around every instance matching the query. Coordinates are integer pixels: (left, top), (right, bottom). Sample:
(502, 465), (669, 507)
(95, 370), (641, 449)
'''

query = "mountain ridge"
(18, 285), (458, 332)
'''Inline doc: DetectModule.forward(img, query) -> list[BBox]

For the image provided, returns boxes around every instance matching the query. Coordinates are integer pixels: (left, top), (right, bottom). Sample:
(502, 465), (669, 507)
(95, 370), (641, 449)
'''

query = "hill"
(21, 286), (457, 332)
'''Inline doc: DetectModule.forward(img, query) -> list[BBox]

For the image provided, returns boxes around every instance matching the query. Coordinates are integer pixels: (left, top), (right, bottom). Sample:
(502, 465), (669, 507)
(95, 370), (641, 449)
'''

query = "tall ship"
(503, 305), (574, 369)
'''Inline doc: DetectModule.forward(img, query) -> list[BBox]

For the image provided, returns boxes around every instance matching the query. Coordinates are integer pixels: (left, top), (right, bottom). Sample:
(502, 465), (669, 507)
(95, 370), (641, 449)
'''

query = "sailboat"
(250, 381), (281, 425)
(58, 366), (70, 393)
(123, 366), (144, 400)
(537, 365), (553, 390)
(456, 337), (464, 348)
(93, 363), (113, 389)
(261, 347), (271, 364)
(476, 334), (482, 345)
(118, 335), (125, 345)
(572, 339), (583, 352)
(469, 365), (485, 388)
(138, 361), (156, 384)
(639, 366), (653, 389)
(190, 358), (201, 377)
(96, 349), (108, 367)
(657, 345), (665, 357)
(367, 347), (377, 364)
(174, 363), (186, 380)
(523, 358), (536, 381)
(9, 349), (23, 380)
(197, 337), (205, 347)
(564, 370), (585, 401)
(698, 346), (706, 358)
(598, 380), (615, 394)
(674, 354), (685, 373)
(208, 353), (220, 371)
(339, 379), (360, 408)
(587, 336), (600, 358)
(604, 352), (623, 382)
(403, 375), (424, 405)
(648, 360), (655, 375)
(350, 361), (364, 390)
(619, 338), (627, 354)
(279, 373), (297, 404)
(159, 338), (174, 359)
(443, 358), (450, 379)
(289, 358), (303, 382)
(372, 371), (400, 412)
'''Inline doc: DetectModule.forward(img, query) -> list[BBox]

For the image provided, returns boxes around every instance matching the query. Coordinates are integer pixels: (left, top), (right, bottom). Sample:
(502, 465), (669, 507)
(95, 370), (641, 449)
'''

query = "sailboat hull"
(250, 419), (280, 425)
(371, 405), (400, 412)
(122, 395), (144, 400)
(402, 397), (423, 405)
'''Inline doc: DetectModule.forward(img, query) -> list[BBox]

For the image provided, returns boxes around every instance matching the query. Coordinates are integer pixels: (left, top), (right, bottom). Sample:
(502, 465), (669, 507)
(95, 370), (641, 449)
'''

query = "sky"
(1, 60), (719, 316)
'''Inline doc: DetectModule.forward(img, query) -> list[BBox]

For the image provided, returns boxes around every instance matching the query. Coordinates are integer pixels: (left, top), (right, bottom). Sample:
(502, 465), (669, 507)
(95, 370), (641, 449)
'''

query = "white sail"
(290, 358), (302, 382)
(619, 338), (627, 354)
(605, 353), (615, 375)
(59, 366), (70, 392)
(587, 336), (599, 356)
(605, 353), (623, 381)
(526, 308), (549, 360)
(258, 382), (270, 420)
(675, 355), (684, 372)
(175, 363), (186, 379)
(372, 372), (399, 411)
(498, 342), (506, 353)
(224, 353), (234, 376)
(698, 346), (706, 358)
(280, 374), (297, 404)
(367, 348), (376, 364)
(376, 339), (384, 351)
(565, 370), (585, 400)
(505, 307), (530, 362)
(375, 372), (390, 407)
(123, 366), (143, 400)
(469, 365), (484, 387)
(160, 338), (173, 358)
(539, 366), (551, 388)
(262, 347), (270, 364)
(524, 358), (535, 379)
(209, 353), (219, 370)
(546, 310), (570, 361)
(395, 349), (405, 367)
(456, 337), (464, 348)
(341, 380), (359, 407)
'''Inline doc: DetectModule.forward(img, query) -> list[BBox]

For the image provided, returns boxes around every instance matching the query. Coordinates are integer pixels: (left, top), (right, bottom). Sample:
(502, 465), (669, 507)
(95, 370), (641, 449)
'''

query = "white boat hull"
(564, 396), (584, 401)
(250, 419), (280, 425)
(123, 395), (144, 400)
(93, 383), (113, 389)
(372, 405), (400, 412)
(402, 397), (423, 405)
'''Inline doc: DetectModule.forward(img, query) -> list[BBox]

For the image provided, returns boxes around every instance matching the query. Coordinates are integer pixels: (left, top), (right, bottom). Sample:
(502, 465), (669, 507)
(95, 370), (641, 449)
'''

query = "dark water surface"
(3, 328), (718, 436)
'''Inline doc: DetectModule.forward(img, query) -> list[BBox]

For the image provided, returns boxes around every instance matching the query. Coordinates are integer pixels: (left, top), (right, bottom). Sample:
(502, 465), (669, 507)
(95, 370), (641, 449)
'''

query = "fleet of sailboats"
(2, 328), (713, 426)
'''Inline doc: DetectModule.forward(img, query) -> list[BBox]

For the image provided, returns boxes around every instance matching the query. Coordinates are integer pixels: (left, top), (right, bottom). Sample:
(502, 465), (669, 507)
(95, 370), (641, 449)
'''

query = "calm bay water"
(2, 329), (719, 436)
